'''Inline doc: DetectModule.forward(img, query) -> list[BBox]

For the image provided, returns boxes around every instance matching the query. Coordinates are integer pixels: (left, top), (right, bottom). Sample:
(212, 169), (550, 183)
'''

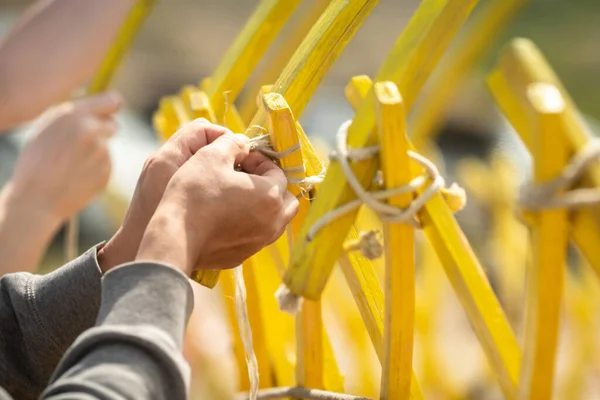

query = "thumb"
(198, 133), (250, 166)
(74, 91), (122, 117)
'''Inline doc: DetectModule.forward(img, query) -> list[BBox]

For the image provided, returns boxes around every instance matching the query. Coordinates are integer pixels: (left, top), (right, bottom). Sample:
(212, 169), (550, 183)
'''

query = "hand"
(98, 119), (240, 272)
(10, 92), (120, 226)
(136, 132), (299, 276)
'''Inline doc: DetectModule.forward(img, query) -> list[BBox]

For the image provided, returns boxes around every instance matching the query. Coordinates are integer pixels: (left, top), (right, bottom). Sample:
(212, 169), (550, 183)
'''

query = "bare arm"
(0, 0), (137, 130)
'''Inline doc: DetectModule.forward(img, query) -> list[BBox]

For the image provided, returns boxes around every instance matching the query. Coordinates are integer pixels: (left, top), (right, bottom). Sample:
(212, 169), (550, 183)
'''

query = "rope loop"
(519, 139), (600, 210)
(307, 120), (445, 242)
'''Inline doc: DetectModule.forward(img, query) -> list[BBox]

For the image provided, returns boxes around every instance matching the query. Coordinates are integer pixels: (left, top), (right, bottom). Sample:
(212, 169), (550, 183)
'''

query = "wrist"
(136, 204), (197, 276)
(0, 180), (63, 234)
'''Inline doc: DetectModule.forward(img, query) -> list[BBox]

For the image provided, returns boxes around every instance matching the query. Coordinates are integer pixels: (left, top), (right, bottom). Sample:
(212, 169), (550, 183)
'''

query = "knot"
(249, 133), (301, 160)
(307, 120), (447, 242)
(275, 285), (303, 315)
(344, 230), (384, 260)
(519, 139), (600, 210)
(247, 130), (324, 192)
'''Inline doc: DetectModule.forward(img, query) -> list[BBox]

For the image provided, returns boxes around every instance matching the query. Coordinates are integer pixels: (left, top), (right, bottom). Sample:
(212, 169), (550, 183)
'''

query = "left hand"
(98, 119), (234, 272)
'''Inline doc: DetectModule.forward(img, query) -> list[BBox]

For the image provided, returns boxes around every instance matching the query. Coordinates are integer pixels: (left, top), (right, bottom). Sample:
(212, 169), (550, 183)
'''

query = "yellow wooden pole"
(203, 0), (303, 120)
(487, 38), (600, 278)
(193, 0), (379, 289)
(88, 0), (156, 93)
(238, 0), (332, 122)
(263, 93), (344, 392)
(286, 0), (479, 299)
(374, 82), (415, 399)
(409, 0), (530, 152)
(66, 0), (156, 261)
(246, 0), (379, 129)
(336, 75), (520, 399)
(517, 83), (569, 400)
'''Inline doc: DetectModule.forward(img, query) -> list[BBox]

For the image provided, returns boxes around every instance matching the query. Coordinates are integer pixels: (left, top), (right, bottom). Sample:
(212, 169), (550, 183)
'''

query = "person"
(0, 0), (140, 129)
(0, 93), (121, 275)
(0, 119), (298, 400)
(0, 0), (144, 274)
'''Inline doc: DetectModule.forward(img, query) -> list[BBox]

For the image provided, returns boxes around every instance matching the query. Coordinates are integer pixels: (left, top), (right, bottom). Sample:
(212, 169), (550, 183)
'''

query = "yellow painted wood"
(518, 83), (569, 400)
(337, 234), (424, 399)
(250, 247), (296, 386)
(560, 265), (600, 399)
(345, 76), (465, 215)
(219, 269), (251, 390)
(203, 0), (302, 120)
(286, 0), (480, 298)
(238, 0), (332, 122)
(415, 236), (463, 400)
(262, 93), (344, 391)
(247, 0), (379, 129)
(180, 85), (217, 121)
(88, 0), (156, 93)
(409, 0), (530, 151)
(487, 38), (600, 278)
(335, 74), (521, 399)
(374, 82), (415, 399)
(456, 156), (528, 327)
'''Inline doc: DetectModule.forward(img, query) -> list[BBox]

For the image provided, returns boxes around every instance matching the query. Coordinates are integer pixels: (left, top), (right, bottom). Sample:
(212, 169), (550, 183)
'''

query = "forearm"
(0, 181), (62, 275)
(0, 0), (137, 129)
(42, 263), (193, 400)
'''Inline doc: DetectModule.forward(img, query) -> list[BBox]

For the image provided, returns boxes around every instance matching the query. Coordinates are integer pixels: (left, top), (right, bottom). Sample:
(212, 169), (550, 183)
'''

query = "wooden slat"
(263, 93), (344, 391)
(487, 38), (600, 278)
(203, 0), (302, 119)
(518, 83), (569, 400)
(238, 0), (332, 122)
(88, 0), (156, 92)
(337, 75), (521, 399)
(410, 0), (530, 151)
(374, 82), (415, 399)
(246, 0), (380, 128)
(286, 0), (480, 299)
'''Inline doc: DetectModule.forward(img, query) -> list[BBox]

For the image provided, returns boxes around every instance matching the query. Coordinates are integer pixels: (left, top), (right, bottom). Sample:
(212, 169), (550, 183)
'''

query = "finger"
(242, 153), (288, 194)
(198, 132), (250, 166)
(75, 91), (122, 116)
(167, 118), (231, 157)
(282, 191), (300, 222)
(239, 151), (277, 175)
(95, 116), (118, 139)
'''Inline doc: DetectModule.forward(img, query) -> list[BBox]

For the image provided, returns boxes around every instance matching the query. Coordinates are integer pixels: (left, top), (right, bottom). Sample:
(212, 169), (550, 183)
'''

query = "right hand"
(136, 132), (299, 275)
(11, 92), (120, 224)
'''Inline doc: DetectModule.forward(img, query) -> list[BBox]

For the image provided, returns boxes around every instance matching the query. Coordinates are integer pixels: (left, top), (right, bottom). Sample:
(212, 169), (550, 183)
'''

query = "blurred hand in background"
(0, 92), (121, 275)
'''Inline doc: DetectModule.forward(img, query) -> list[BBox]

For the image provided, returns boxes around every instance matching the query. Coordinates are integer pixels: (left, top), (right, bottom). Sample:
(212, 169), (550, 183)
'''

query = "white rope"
(276, 120), (447, 315)
(234, 266), (259, 400)
(248, 133), (324, 191)
(519, 139), (600, 210)
(307, 120), (444, 241)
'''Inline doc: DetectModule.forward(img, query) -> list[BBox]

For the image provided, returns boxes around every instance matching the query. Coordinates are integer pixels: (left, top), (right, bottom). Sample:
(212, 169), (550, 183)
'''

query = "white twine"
(234, 266), (259, 400)
(275, 120), (446, 315)
(307, 120), (444, 241)
(248, 133), (325, 192)
(519, 139), (600, 210)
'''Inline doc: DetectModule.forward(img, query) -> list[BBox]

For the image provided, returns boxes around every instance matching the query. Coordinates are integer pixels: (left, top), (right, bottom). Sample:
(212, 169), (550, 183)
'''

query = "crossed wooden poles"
(93, 0), (600, 398)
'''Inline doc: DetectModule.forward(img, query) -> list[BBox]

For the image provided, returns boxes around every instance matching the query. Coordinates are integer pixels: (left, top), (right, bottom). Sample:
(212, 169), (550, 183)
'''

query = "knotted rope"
(519, 139), (600, 210)
(275, 120), (448, 315)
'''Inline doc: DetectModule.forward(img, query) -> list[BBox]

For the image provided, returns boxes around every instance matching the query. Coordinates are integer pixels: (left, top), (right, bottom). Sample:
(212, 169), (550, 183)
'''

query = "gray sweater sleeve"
(0, 245), (103, 400)
(40, 262), (194, 400)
